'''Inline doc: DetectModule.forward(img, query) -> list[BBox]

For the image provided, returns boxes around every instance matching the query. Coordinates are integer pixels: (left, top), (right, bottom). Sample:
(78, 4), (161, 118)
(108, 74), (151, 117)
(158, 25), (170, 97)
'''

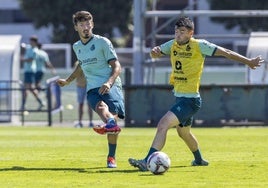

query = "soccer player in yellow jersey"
(129, 16), (263, 171)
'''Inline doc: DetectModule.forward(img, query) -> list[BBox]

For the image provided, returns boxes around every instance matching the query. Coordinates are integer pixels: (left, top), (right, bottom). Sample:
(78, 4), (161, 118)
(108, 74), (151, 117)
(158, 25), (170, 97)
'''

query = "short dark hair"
(30, 35), (38, 42)
(72, 11), (93, 25)
(37, 43), (42, 49)
(175, 16), (194, 30)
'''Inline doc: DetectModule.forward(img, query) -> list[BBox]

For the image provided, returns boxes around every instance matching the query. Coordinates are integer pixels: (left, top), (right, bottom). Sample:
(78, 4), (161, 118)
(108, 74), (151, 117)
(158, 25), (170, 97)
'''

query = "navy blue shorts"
(35, 71), (44, 84)
(170, 97), (201, 127)
(24, 72), (35, 84)
(87, 85), (125, 119)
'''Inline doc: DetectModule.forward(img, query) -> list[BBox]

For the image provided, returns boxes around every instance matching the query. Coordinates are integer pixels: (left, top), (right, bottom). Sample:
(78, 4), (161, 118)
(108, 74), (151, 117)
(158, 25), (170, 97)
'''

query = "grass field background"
(0, 126), (267, 188)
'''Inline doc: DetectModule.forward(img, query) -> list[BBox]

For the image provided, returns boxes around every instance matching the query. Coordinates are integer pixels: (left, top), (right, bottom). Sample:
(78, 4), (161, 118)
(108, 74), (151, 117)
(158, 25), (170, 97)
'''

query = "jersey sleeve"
(198, 39), (218, 56)
(160, 39), (174, 55)
(102, 37), (118, 62)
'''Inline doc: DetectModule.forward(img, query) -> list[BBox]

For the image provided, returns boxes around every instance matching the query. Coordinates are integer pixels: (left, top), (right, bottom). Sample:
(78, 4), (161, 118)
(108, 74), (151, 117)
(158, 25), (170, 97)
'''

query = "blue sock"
(107, 118), (116, 125)
(193, 149), (202, 162)
(144, 147), (158, 162)
(108, 143), (117, 157)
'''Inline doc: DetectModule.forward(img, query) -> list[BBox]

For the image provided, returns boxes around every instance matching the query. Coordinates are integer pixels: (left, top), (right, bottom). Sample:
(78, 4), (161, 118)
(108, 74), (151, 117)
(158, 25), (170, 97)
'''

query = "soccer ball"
(147, 151), (171, 175)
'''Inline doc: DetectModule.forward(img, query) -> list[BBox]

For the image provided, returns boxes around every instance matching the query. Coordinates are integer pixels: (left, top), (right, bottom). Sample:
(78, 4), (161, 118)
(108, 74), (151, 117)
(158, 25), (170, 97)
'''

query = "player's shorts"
(170, 97), (201, 127)
(35, 71), (44, 84)
(76, 86), (88, 104)
(24, 72), (35, 84)
(87, 84), (125, 119)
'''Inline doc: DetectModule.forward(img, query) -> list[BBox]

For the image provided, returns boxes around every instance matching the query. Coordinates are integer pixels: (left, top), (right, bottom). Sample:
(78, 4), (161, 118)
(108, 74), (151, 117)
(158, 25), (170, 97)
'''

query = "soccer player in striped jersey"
(128, 16), (263, 171)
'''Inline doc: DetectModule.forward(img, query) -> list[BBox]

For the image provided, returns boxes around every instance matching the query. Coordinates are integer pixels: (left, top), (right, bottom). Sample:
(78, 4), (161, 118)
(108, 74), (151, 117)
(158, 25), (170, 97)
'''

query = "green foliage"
(207, 0), (268, 33)
(0, 126), (267, 187)
(18, 0), (133, 45)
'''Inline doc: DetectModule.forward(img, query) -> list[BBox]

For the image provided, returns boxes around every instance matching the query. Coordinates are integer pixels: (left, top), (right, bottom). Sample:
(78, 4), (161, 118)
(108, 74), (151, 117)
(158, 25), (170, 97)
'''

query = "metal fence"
(0, 76), (63, 126)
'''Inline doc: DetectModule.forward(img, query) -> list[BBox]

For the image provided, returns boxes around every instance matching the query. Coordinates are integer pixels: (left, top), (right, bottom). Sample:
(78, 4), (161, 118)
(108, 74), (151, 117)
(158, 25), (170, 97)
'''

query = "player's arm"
(99, 59), (121, 95)
(21, 57), (34, 63)
(150, 46), (164, 58)
(57, 64), (83, 87)
(45, 61), (57, 75)
(214, 46), (263, 69)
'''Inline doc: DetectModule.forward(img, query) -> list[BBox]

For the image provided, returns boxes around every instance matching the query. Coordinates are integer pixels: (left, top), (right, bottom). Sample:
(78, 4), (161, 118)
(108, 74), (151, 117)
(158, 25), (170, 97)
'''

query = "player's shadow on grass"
(78, 166), (145, 173)
(138, 165), (194, 176)
(0, 166), (143, 174)
(0, 166), (86, 172)
(0, 165), (190, 174)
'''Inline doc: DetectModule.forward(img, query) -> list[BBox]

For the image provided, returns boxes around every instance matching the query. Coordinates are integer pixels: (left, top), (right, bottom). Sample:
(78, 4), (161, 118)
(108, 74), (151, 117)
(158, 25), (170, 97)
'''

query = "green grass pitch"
(0, 126), (267, 188)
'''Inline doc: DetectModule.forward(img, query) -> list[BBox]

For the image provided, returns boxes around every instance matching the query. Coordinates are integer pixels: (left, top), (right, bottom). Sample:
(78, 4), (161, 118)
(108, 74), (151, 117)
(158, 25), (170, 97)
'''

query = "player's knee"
(96, 101), (108, 111)
(156, 122), (169, 133)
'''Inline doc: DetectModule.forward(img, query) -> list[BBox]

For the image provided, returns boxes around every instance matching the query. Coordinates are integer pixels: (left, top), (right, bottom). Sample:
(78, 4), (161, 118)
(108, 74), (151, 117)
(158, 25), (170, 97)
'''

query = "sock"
(36, 98), (43, 105)
(21, 99), (26, 109)
(144, 147), (158, 162)
(108, 143), (117, 158)
(193, 149), (202, 163)
(107, 118), (116, 125)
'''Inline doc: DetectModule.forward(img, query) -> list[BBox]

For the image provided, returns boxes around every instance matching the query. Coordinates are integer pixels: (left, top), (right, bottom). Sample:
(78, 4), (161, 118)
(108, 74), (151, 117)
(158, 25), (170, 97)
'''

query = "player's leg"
(94, 101), (121, 134)
(106, 122), (119, 168)
(87, 88), (124, 168)
(21, 72), (34, 109)
(150, 111), (179, 151)
(75, 86), (85, 128)
(34, 71), (44, 91)
(75, 102), (83, 128)
(34, 72), (46, 109)
(21, 83), (29, 110)
(91, 85), (124, 134)
(174, 97), (208, 166)
(26, 72), (44, 110)
(176, 125), (209, 166)
(128, 111), (178, 171)
(93, 101), (120, 168)
(87, 104), (94, 127)
(30, 86), (44, 110)
(176, 125), (198, 151)
(83, 86), (94, 127)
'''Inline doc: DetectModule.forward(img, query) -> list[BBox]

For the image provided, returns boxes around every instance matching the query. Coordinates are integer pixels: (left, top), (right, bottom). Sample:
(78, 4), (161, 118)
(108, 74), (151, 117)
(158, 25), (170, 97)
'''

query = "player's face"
(174, 26), (193, 45)
(75, 20), (94, 41)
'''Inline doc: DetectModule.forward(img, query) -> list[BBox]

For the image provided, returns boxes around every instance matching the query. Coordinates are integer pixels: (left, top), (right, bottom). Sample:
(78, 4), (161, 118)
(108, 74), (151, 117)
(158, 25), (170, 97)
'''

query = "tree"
(207, 0), (268, 33)
(18, 0), (133, 46)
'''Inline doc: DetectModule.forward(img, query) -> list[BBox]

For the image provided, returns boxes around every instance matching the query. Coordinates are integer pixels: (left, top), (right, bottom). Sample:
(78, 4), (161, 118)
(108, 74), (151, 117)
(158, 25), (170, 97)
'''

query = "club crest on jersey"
(186, 45), (191, 51)
(90, 44), (95, 51)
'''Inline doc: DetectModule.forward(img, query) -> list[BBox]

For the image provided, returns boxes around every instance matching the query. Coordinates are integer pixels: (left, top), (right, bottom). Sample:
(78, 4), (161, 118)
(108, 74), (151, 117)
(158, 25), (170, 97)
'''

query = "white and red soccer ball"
(147, 151), (171, 175)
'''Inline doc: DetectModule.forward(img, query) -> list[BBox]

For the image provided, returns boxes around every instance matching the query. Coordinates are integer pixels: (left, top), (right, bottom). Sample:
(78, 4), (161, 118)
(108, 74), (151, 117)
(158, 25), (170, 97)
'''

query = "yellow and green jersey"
(160, 38), (217, 98)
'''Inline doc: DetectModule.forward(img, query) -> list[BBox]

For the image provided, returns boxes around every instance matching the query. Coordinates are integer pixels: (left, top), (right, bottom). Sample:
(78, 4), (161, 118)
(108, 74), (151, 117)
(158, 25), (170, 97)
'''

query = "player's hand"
(98, 83), (111, 95)
(52, 69), (57, 75)
(150, 46), (162, 58)
(248, 56), (264, 69)
(56, 79), (68, 87)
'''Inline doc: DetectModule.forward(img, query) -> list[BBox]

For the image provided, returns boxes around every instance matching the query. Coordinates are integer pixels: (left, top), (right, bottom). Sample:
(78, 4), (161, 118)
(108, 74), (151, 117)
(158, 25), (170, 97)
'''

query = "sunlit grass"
(0, 126), (267, 187)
